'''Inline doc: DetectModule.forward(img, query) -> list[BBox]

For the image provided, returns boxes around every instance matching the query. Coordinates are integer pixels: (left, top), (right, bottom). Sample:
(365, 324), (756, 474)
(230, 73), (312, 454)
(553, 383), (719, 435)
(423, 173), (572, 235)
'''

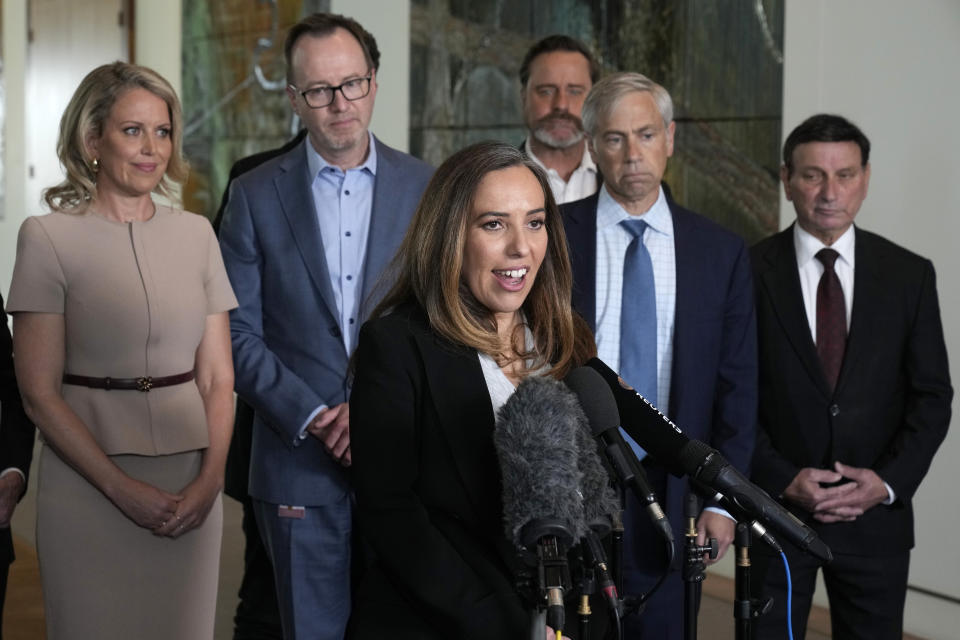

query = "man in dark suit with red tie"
(1, 293), (36, 640)
(750, 114), (952, 639)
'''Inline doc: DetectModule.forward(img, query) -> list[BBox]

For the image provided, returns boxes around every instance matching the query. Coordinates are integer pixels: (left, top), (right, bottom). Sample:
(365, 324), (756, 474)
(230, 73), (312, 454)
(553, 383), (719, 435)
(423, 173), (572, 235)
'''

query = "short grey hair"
(581, 72), (674, 139)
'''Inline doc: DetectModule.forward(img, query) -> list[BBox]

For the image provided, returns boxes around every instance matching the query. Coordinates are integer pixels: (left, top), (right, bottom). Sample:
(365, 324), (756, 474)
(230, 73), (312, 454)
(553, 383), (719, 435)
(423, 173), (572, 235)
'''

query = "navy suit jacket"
(219, 136), (432, 505)
(751, 225), (951, 554)
(561, 192), (758, 537)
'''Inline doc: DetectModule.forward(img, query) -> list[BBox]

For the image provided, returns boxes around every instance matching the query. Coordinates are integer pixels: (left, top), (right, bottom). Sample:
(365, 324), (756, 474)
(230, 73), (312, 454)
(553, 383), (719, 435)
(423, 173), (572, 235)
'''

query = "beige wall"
(331, 0), (410, 152)
(1, 0), (28, 292)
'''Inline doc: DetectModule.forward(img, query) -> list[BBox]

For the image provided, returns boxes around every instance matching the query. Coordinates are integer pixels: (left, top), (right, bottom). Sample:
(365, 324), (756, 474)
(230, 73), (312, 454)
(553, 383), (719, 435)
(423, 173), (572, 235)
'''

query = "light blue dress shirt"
(595, 184), (676, 415)
(298, 133), (377, 436)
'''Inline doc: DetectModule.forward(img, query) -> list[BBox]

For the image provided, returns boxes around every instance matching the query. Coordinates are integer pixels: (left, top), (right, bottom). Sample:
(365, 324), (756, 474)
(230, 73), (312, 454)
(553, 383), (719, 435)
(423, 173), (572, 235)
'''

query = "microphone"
(494, 375), (587, 634)
(570, 395), (622, 615)
(565, 367), (674, 544)
(584, 357), (833, 563)
(572, 396), (621, 536)
(691, 480), (783, 553)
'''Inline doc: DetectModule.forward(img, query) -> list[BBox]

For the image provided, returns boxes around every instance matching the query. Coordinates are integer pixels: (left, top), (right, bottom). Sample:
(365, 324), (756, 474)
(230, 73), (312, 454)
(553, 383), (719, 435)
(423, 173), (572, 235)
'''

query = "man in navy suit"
(561, 72), (757, 638)
(1, 294), (35, 640)
(218, 13), (432, 639)
(749, 114), (951, 639)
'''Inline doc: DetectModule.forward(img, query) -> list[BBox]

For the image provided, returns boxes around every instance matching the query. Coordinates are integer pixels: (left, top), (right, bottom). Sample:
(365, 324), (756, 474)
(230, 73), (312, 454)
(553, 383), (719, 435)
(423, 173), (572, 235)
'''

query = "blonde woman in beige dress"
(7, 62), (236, 639)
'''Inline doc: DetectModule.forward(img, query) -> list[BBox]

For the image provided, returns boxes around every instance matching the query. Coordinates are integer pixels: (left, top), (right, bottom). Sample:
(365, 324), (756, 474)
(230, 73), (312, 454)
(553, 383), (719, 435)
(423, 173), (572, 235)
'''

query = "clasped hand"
(783, 461), (889, 523)
(0, 472), (26, 528)
(111, 472), (222, 538)
(307, 402), (351, 466)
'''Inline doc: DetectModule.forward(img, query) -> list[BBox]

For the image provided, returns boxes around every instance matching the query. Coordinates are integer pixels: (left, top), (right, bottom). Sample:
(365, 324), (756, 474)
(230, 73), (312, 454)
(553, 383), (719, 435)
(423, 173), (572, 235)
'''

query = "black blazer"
(1, 293), (36, 567)
(751, 225), (952, 554)
(348, 304), (528, 638)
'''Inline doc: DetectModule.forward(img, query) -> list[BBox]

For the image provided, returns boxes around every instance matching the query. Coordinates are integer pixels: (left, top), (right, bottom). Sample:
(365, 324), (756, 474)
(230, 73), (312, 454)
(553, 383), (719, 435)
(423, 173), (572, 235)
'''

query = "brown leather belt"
(62, 371), (195, 392)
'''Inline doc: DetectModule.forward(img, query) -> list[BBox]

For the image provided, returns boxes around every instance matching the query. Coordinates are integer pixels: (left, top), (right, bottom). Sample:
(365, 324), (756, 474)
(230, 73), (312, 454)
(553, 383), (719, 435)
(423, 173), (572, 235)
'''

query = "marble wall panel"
(411, 0), (784, 241)
(181, 0), (783, 240)
(181, 0), (327, 217)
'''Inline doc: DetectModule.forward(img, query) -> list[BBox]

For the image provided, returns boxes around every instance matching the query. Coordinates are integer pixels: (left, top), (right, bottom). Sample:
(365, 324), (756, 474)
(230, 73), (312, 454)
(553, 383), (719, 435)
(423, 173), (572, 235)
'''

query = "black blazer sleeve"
(1, 294), (35, 491)
(350, 313), (526, 638)
(872, 258), (951, 500)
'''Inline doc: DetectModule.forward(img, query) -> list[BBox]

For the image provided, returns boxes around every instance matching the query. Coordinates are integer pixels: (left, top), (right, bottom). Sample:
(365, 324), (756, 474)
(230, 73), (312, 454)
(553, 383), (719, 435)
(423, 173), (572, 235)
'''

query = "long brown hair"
(371, 141), (594, 378)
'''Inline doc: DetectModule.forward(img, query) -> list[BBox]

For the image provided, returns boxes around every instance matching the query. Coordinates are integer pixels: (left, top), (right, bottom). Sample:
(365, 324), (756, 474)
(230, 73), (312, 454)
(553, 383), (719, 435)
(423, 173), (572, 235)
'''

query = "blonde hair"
(43, 61), (188, 213)
(370, 141), (595, 379)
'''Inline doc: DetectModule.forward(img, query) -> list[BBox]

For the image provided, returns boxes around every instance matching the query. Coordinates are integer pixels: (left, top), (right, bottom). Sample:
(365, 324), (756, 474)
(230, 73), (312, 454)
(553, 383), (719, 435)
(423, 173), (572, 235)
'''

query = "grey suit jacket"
(219, 136), (432, 505)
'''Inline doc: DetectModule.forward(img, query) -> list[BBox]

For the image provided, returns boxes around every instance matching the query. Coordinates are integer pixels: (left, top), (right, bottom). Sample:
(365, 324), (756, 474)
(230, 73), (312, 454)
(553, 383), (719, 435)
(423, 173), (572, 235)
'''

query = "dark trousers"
(226, 399), (283, 640)
(750, 537), (909, 640)
(233, 495), (283, 640)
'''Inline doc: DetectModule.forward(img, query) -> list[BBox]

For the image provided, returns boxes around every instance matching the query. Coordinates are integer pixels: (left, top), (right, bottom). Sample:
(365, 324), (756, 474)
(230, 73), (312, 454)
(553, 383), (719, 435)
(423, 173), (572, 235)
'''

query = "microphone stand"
(577, 567), (594, 640)
(734, 522), (773, 640)
(683, 495), (717, 640)
(612, 487), (626, 596)
(518, 519), (574, 639)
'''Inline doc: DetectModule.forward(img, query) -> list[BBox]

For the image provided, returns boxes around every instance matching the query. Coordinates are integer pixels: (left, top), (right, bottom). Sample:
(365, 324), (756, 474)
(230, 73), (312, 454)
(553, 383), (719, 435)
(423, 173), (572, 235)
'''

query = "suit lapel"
(667, 204), (691, 418)
(414, 329), (500, 522)
(759, 227), (831, 395)
(361, 138), (406, 312)
(274, 142), (340, 320)
(836, 228), (881, 394)
(562, 194), (599, 331)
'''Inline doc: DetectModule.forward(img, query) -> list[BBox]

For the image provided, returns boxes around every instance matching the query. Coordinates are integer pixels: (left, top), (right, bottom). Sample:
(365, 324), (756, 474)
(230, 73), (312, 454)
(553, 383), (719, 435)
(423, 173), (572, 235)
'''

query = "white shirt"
(594, 184), (676, 413)
(794, 223), (855, 339)
(792, 223), (895, 504)
(524, 138), (598, 204)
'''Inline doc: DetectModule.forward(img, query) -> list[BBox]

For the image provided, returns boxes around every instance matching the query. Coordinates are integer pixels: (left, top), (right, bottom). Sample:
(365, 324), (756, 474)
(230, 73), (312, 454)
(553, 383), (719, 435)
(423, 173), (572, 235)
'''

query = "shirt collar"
(523, 137), (597, 176)
(596, 183), (673, 237)
(793, 222), (855, 269)
(305, 131), (378, 178)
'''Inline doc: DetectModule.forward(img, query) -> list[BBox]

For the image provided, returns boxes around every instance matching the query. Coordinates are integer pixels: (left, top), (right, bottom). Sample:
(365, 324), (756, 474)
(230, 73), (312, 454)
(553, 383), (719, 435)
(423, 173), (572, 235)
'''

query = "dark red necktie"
(815, 248), (846, 390)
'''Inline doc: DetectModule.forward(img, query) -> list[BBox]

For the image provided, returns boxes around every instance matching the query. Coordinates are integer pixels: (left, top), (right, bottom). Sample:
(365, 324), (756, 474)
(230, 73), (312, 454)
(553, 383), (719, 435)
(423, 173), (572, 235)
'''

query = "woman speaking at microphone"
(348, 141), (595, 639)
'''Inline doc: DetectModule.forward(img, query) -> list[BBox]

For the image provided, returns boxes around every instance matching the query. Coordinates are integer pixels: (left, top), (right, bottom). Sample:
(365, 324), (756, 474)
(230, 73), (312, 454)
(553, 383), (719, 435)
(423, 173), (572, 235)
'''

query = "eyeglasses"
(291, 75), (373, 109)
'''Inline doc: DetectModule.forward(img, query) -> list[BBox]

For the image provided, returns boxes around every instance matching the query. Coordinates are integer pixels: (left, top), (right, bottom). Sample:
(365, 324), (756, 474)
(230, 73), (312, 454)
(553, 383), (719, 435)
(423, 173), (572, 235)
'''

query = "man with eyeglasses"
(218, 12), (432, 640)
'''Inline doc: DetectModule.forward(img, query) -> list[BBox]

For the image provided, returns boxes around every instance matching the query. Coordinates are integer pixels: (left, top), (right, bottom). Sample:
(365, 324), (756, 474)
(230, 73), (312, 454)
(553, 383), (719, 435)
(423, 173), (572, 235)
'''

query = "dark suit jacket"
(348, 304), (528, 639)
(751, 225), (952, 555)
(1, 293), (36, 567)
(561, 193), (758, 541)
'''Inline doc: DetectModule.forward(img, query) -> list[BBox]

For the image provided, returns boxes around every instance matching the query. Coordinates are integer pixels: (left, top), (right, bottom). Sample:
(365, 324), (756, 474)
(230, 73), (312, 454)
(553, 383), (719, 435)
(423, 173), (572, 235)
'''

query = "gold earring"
(91, 158), (99, 172)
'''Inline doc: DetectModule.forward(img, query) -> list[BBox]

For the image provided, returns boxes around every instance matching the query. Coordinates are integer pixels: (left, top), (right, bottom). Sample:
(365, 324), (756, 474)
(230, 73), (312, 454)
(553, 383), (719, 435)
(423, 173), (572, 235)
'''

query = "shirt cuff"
(295, 405), (327, 446)
(882, 481), (896, 505)
(0, 467), (26, 484)
(703, 506), (734, 521)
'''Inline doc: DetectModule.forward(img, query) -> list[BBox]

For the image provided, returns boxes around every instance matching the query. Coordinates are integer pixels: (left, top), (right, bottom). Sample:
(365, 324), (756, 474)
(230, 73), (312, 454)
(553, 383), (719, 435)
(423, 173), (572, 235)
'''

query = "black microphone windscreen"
(563, 366), (620, 437)
(494, 376), (587, 548)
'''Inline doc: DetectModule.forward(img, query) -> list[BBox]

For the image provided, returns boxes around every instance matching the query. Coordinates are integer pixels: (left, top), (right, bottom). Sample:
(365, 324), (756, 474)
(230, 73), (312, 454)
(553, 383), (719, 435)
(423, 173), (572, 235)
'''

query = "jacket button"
(329, 326), (341, 338)
(829, 404), (840, 417)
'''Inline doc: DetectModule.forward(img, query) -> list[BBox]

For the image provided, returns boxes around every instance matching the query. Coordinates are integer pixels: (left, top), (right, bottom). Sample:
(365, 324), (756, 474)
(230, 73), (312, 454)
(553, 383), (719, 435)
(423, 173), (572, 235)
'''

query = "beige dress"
(6, 205), (237, 640)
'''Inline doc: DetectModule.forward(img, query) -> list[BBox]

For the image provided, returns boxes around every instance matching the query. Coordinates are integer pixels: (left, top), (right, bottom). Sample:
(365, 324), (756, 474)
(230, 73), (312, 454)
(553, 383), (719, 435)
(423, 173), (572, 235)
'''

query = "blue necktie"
(619, 218), (658, 460)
